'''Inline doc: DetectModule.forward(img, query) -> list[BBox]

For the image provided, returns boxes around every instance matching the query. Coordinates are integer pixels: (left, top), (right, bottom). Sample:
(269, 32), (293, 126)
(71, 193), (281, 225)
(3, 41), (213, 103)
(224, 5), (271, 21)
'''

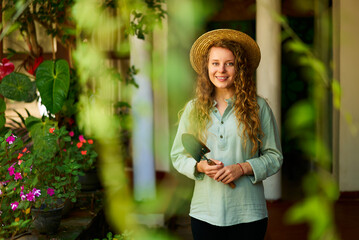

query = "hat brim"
(190, 29), (261, 74)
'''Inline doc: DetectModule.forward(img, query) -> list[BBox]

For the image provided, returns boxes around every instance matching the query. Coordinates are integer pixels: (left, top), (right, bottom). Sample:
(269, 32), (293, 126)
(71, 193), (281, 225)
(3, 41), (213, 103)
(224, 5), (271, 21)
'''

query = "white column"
(130, 35), (156, 201)
(153, 11), (170, 172)
(256, 0), (282, 200)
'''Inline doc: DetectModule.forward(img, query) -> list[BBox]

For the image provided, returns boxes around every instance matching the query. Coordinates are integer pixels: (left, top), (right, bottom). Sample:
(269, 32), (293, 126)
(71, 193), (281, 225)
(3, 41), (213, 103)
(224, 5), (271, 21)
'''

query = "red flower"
(77, 142), (83, 148)
(81, 150), (87, 155)
(88, 139), (93, 145)
(0, 58), (15, 81)
(49, 127), (55, 134)
(26, 56), (44, 75)
(17, 153), (23, 159)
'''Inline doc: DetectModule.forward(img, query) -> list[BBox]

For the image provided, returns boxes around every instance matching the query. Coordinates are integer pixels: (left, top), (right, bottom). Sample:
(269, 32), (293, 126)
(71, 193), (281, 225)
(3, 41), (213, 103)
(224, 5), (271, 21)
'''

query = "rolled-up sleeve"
(246, 99), (283, 184)
(170, 101), (205, 180)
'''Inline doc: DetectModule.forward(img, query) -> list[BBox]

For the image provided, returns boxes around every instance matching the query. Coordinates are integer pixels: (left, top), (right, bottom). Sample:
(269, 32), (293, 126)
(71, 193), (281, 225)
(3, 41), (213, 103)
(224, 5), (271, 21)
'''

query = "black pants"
(191, 217), (268, 240)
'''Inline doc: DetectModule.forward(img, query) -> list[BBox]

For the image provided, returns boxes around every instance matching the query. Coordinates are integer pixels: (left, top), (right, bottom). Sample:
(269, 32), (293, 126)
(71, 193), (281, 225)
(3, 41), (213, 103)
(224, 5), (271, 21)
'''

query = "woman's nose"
(219, 64), (226, 73)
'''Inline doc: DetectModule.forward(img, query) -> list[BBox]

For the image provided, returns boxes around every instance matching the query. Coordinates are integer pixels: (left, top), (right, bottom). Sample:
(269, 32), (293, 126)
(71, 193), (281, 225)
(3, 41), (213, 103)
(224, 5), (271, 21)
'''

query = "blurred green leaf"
(285, 40), (310, 54)
(286, 196), (335, 240)
(286, 100), (315, 131)
(331, 79), (341, 109)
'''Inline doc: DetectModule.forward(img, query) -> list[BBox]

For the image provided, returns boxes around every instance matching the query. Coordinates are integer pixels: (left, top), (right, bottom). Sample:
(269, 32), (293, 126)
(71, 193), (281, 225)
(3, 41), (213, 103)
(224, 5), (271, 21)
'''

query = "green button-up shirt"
(170, 96), (283, 226)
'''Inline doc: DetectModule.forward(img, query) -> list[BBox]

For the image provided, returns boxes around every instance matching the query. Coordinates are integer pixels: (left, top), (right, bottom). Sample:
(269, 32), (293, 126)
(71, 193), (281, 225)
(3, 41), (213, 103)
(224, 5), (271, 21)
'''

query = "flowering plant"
(0, 117), (98, 237)
(0, 131), (37, 237)
(65, 129), (98, 172)
(24, 116), (83, 209)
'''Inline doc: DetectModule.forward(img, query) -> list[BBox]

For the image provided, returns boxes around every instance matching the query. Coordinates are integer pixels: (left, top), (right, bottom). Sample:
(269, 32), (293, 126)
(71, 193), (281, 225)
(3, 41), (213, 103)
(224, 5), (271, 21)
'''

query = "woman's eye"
(226, 62), (234, 66)
(212, 62), (219, 66)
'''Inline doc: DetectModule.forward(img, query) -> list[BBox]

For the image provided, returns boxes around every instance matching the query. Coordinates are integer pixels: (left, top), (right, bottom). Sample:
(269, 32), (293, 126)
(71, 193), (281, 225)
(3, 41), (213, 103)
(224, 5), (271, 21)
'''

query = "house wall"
(337, 0), (359, 191)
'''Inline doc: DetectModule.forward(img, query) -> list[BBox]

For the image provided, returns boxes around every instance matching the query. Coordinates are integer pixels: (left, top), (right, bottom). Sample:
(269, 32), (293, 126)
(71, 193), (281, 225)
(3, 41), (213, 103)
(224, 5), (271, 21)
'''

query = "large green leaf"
(0, 113), (5, 129)
(0, 98), (6, 112)
(25, 116), (57, 158)
(0, 72), (37, 102)
(36, 59), (70, 114)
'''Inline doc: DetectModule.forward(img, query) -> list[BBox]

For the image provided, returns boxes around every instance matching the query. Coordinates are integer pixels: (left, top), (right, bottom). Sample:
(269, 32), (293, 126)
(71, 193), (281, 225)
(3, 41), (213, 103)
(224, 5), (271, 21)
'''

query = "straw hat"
(190, 29), (261, 74)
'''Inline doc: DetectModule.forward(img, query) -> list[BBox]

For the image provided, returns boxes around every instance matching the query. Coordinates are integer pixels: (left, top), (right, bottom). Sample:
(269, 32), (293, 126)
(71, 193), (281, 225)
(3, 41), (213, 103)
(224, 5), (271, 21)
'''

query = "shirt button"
(221, 121), (224, 124)
(214, 110), (217, 113)
(220, 135), (223, 139)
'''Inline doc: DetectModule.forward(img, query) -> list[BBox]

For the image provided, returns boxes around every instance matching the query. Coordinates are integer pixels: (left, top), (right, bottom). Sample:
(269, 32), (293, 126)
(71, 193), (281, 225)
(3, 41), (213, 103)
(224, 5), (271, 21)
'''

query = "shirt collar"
(212, 96), (236, 108)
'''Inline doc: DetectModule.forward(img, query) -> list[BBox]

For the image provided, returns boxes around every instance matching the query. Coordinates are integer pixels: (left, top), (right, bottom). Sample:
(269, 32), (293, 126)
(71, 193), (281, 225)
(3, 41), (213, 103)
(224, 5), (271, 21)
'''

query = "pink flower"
(32, 188), (41, 197)
(21, 186), (24, 191)
(8, 166), (15, 176)
(79, 135), (86, 143)
(10, 201), (19, 210)
(14, 172), (22, 181)
(47, 188), (55, 196)
(6, 135), (16, 144)
(18, 160), (23, 165)
(0, 58), (15, 80)
(20, 192), (26, 201)
(26, 191), (35, 202)
(0, 190), (2, 195)
(69, 131), (74, 137)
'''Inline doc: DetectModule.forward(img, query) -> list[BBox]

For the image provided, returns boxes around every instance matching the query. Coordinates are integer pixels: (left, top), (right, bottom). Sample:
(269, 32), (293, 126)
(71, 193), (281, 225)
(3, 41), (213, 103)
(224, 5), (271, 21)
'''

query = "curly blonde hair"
(189, 39), (263, 156)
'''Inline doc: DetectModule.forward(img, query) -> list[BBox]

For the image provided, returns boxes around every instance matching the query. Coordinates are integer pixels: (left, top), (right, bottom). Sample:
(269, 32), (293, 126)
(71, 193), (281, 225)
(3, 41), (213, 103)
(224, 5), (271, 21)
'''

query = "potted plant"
(0, 116), (96, 236)
(0, 130), (37, 238)
(65, 130), (99, 191)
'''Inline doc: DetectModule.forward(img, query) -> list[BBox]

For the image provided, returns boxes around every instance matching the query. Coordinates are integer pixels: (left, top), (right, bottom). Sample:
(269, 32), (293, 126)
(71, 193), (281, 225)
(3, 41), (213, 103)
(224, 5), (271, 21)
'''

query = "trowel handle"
(206, 158), (236, 189)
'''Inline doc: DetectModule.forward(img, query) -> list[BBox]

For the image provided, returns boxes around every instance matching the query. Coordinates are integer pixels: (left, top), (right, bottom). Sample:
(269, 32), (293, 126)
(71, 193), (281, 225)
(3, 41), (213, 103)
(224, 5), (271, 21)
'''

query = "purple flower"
(8, 166), (15, 176)
(26, 191), (35, 202)
(47, 188), (55, 196)
(32, 188), (41, 197)
(6, 134), (16, 144)
(14, 172), (22, 181)
(10, 201), (19, 210)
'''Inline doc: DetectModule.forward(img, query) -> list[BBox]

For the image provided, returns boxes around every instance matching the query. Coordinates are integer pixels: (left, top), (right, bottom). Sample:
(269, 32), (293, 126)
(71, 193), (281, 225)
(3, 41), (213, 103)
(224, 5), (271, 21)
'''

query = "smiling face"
(207, 47), (236, 94)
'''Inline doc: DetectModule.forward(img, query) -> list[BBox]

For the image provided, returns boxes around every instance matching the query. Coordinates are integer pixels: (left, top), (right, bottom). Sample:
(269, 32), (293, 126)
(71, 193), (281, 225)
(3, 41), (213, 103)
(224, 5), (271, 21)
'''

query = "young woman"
(171, 29), (283, 240)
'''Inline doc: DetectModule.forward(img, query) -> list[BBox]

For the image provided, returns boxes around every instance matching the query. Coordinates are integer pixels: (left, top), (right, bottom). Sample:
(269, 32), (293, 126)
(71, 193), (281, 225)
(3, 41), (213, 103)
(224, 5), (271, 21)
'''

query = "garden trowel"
(181, 133), (236, 189)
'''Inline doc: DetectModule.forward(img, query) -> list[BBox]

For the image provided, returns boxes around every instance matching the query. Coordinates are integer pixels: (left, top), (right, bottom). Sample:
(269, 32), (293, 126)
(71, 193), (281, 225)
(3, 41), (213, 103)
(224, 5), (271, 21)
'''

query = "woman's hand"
(213, 163), (252, 184)
(196, 159), (223, 179)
